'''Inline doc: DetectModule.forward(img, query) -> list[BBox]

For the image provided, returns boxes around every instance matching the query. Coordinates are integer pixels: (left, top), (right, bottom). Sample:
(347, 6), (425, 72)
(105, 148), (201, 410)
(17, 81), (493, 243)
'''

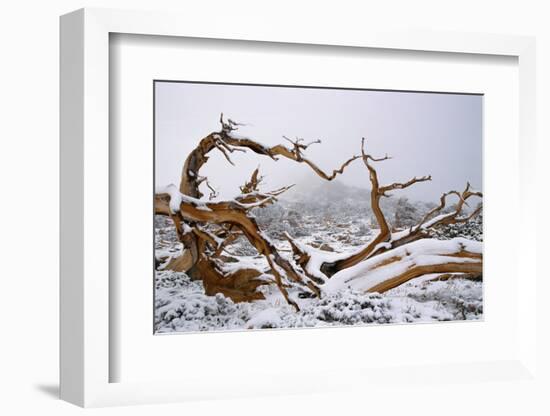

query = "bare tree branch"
(205, 180), (219, 200)
(239, 167), (263, 194)
(379, 175), (432, 195)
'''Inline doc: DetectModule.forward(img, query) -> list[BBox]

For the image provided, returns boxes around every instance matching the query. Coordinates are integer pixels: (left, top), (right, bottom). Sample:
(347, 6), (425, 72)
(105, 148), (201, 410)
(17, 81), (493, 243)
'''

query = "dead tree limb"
(322, 238), (482, 294)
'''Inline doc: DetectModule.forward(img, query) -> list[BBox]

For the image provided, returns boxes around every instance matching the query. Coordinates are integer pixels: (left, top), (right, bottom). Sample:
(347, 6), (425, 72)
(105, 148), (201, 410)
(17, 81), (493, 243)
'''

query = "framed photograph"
(60, 7), (539, 408)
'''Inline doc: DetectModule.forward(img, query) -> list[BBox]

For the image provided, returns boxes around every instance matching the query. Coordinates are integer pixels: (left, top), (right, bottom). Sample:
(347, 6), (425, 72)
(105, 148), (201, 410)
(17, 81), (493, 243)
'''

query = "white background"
(1, 1), (549, 415)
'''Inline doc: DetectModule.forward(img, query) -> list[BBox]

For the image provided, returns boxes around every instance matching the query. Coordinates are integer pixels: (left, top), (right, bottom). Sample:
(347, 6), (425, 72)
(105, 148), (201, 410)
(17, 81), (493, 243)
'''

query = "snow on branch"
(323, 238), (482, 294)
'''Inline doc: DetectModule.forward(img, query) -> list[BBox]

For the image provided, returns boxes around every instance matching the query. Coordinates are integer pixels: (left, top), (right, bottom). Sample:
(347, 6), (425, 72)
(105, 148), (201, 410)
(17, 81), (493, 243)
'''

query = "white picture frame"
(60, 7), (540, 408)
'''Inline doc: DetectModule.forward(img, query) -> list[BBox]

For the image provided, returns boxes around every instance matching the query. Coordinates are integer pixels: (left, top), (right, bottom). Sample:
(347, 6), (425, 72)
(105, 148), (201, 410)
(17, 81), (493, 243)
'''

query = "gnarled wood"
(161, 250), (194, 273)
(156, 189), (319, 309)
(323, 238), (482, 294)
(196, 258), (269, 302)
(367, 260), (482, 293)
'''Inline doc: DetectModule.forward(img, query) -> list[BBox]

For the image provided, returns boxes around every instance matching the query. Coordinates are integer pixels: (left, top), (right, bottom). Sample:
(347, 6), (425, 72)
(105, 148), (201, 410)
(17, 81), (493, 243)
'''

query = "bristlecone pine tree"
(155, 115), (483, 311)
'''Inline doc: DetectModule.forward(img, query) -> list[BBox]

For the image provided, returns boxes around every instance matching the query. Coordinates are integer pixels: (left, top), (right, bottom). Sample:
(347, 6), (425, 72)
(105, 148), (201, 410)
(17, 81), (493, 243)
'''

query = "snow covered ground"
(154, 186), (483, 333)
(155, 269), (482, 333)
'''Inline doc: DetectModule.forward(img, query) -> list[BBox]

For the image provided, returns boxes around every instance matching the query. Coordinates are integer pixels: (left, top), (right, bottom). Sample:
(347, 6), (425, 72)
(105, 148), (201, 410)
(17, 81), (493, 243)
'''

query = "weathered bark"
(161, 250), (194, 273)
(323, 238), (483, 294)
(426, 272), (483, 282)
(367, 259), (482, 293)
(240, 167), (263, 194)
(193, 247), (269, 302)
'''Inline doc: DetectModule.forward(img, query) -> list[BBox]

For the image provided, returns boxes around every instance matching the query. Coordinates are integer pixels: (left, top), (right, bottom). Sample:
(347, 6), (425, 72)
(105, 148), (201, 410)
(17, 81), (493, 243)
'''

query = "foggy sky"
(155, 82), (482, 202)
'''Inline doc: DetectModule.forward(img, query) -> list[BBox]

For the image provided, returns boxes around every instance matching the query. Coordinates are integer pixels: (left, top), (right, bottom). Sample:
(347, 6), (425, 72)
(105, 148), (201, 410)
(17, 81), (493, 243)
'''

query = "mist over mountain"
(284, 179), (370, 204)
(280, 179), (436, 217)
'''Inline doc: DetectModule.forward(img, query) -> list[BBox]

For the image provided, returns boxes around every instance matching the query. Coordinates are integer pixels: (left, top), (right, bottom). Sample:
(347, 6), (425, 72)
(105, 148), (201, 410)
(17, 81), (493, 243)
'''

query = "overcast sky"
(155, 82), (482, 202)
